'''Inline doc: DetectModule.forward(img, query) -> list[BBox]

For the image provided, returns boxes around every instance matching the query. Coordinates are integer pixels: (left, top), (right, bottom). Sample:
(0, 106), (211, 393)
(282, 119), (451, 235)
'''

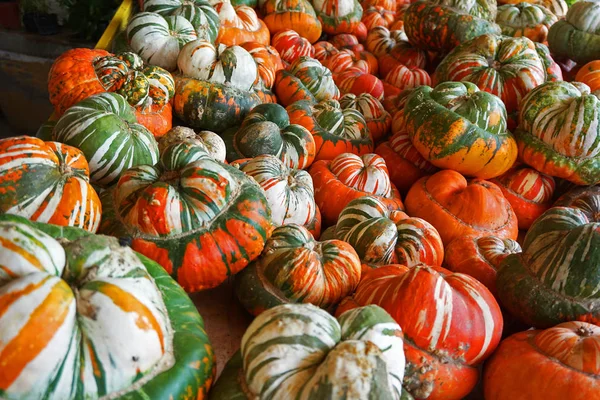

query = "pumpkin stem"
(576, 326), (595, 337)
(160, 170), (180, 182)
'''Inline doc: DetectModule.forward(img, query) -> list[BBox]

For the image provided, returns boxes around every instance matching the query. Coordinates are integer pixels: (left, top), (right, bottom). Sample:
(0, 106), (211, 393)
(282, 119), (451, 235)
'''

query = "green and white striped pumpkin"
(209, 303), (406, 399)
(52, 92), (159, 188)
(496, 3), (558, 43)
(127, 12), (198, 71)
(0, 213), (214, 399)
(143, 0), (220, 42)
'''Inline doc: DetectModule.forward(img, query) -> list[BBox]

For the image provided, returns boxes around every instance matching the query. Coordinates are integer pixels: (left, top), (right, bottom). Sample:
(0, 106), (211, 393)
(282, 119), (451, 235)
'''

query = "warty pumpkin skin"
(0, 214), (215, 400)
(287, 99), (374, 161)
(339, 93), (390, 141)
(209, 303), (406, 399)
(334, 196), (443, 268)
(271, 29), (315, 65)
(135, 102), (173, 138)
(336, 264), (503, 400)
(484, 321), (600, 400)
(52, 92), (159, 188)
(576, 60), (600, 94)
(99, 140), (272, 293)
(213, 1), (270, 46)
(405, 170), (519, 245)
(516, 81), (600, 185)
(142, 0), (220, 42)
(234, 224), (361, 315)
(445, 235), (521, 296)
(259, 0), (323, 43)
(313, 0), (364, 35)
(496, 2), (557, 43)
(309, 152), (404, 226)
(0, 136), (101, 233)
(404, 82), (517, 179)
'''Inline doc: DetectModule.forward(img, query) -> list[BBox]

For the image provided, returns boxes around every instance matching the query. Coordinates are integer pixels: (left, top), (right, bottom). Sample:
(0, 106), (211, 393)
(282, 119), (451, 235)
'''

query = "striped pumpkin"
(309, 152), (404, 226)
(431, 0), (498, 20)
(330, 33), (363, 51)
(126, 12), (198, 71)
(492, 166), (555, 229)
(259, 0), (323, 43)
(325, 49), (371, 74)
(210, 303), (406, 399)
(384, 64), (431, 93)
(0, 214), (214, 400)
(497, 199), (600, 328)
(365, 26), (408, 58)
(313, 40), (340, 63)
(534, 42), (563, 83)
(404, 82), (517, 179)
(445, 235), (522, 296)
(548, 0), (600, 64)
(435, 34), (547, 114)
(362, 5), (396, 29)
(52, 92), (159, 188)
(405, 170), (519, 245)
(485, 321), (600, 400)
(339, 93), (391, 141)
(335, 196), (444, 267)
(99, 140), (272, 292)
(313, 0), (364, 34)
(516, 81), (600, 185)
(271, 29), (315, 65)
(499, 0), (567, 18)
(333, 68), (385, 101)
(0, 136), (101, 232)
(142, 0), (220, 42)
(158, 126), (227, 162)
(287, 99), (374, 162)
(576, 60), (600, 94)
(496, 3), (558, 43)
(234, 224), (361, 314)
(336, 264), (503, 400)
(240, 41), (284, 89)
(213, 1), (270, 46)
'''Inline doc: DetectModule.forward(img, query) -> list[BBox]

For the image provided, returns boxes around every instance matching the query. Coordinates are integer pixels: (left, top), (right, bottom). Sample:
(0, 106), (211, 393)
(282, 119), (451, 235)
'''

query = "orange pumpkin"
(384, 64), (431, 92)
(339, 92), (391, 141)
(405, 170), (519, 245)
(334, 67), (385, 100)
(274, 56), (340, 106)
(330, 33), (364, 51)
(259, 0), (323, 43)
(326, 49), (371, 73)
(313, 40), (340, 63)
(215, 1), (270, 46)
(575, 60), (600, 93)
(135, 103), (173, 138)
(271, 29), (315, 64)
(362, 5), (396, 29)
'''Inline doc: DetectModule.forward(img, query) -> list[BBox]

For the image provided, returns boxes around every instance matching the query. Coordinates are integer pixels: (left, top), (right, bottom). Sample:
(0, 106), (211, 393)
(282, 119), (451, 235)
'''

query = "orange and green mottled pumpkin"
(259, 0), (323, 43)
(496, 3), (557, 43)
(339, 93), (391, 141)
(313, 0), (364, 35)
(274, 56), (340, 106)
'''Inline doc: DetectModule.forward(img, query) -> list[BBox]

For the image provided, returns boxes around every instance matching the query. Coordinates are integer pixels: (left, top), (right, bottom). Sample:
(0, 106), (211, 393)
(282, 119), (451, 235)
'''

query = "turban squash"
(339, 93), (390, 141)
(313, 0), (364, 35)
(496, 2), (558, 43)
(0, 214), (214, 400)
(271, 29), (315, 65)
(142, 0), (220, 42)
(213, 1), (270, 46)
(576, 60), (600, 93)
(258, 0), (323, 43)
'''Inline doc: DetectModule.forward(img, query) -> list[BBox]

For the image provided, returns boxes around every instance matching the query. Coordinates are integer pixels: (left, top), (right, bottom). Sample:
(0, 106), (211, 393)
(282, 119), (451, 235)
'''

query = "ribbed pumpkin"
(404, 82), (517, 179)
(384, 64), (431, 95)
(362, 5), (396, 29)
(213, 0), (270, 46)
(499, 0), (567, 18)
(287, 99), (374, 161)
(484, 321), (600, 400)
(405, 170), (519, 245)
(576, 60), (600, 93)
(445, 235), (521, 296)
(313, 0), (364, 34)
(334, 68), (385, 101)
(548, 0), (600, 64)
(365, 26), (407, 58)
(99, 140), (271, 292)
(339, 93), (390, 141)
(435, 34), (547, 114)
(336, 264), (503, 400)
(274, 56), (340, 106)
(0, 136), (101, 232)
(271, 29), (315, 65)
(0, 214), (215, 400)
(223, 103), (316, 169)
(313, 40), (340, 63)
(136, 103), (173, 138)
(497, 196), (600, 328)
(258, 0), (322, 43)
(240, 41), (284, 89)
(52, 92), (159, 188)
(126, 12), (198, 71)
(234, 224), (361, 315)
(335, 196), (443, 267)
(492, 166), (555, 229)
(516, 81), (600, 185)
(158, 126), (227, 162)
(209, 303), (406, 399)
(496, 3), (557, 43)
(534, 41), (563, 83)
(325, 49), (370, 74)
(142, 0), (220, 42)
(309, 153), (404, 226)
(330, 33), (364, 51)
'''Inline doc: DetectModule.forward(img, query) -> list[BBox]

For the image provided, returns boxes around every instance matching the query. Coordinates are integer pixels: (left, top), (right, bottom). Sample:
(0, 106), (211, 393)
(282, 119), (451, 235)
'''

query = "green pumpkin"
(0, 213), (214, 400)
(142, 0), (220, 42)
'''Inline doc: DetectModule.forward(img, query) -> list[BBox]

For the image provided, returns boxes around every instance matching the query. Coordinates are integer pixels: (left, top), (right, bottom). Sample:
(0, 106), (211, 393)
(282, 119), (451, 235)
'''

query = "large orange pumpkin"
(259, 0), (323, 43)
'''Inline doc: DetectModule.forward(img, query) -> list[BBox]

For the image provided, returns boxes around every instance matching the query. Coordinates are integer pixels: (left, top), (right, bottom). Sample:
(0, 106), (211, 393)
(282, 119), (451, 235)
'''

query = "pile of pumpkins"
(1, 0), (599, 397)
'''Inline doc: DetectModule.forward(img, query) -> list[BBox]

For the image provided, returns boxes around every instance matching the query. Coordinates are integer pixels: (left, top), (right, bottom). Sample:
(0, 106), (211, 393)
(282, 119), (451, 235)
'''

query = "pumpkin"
(498, 0), (567, 18)
(336, 263), (503, 400)
(365, 26), (407, 58)
(309, 152), (404, 226)
(136, 102), (173, 138)
(330, 33), (364, 51)
(52, 92), (159, 188)
(223, 103), (316, 168)
(484, 321), (600, 400)
(339, 92), (391, 141)
(383, 87), (414, 131)
(234, 224), (361, 314)
(0, 136), (101, 232)
(259, 0), (323, 43)
(213, 0), (270, 46)
(445, 235), (522, 296)
(405, 170), (519, 245)
(99, 140), (271, 292)
(158, 125), (227, 162)
(534, 41), (563, 83)
(333, 68), (385, 100)
(548, 0), (600, 64)
(403, 0), (501, 52)
(126, 12), (198, 71)
(576, 60), (600, 93)
(496, 3), (557, 43)
(361, 0), (396, 11)
(375, 131), (438, 193)
(287, 99), (374, 161)
(142, 0), (220, 42)
(335, 195), (443, 267)
(271, 29), (315, 65)
(313, 40), (340, 62)
(313, 0), (364, 34)
(0, 213), (214, 399)
(435, 34), (547, 115)
(378, 41), (429, 79)
(209, 303), (406, 399)
(404, 82), (517, 179)
(516, 81), (600, 185)
(362, 5), (396, 29)
(492, 166), (555, 230)
(241, 41), (284, 89)
(274, 56), (340, 106)
(326, 49), (371, 74)
(384, 64), (431, 93)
